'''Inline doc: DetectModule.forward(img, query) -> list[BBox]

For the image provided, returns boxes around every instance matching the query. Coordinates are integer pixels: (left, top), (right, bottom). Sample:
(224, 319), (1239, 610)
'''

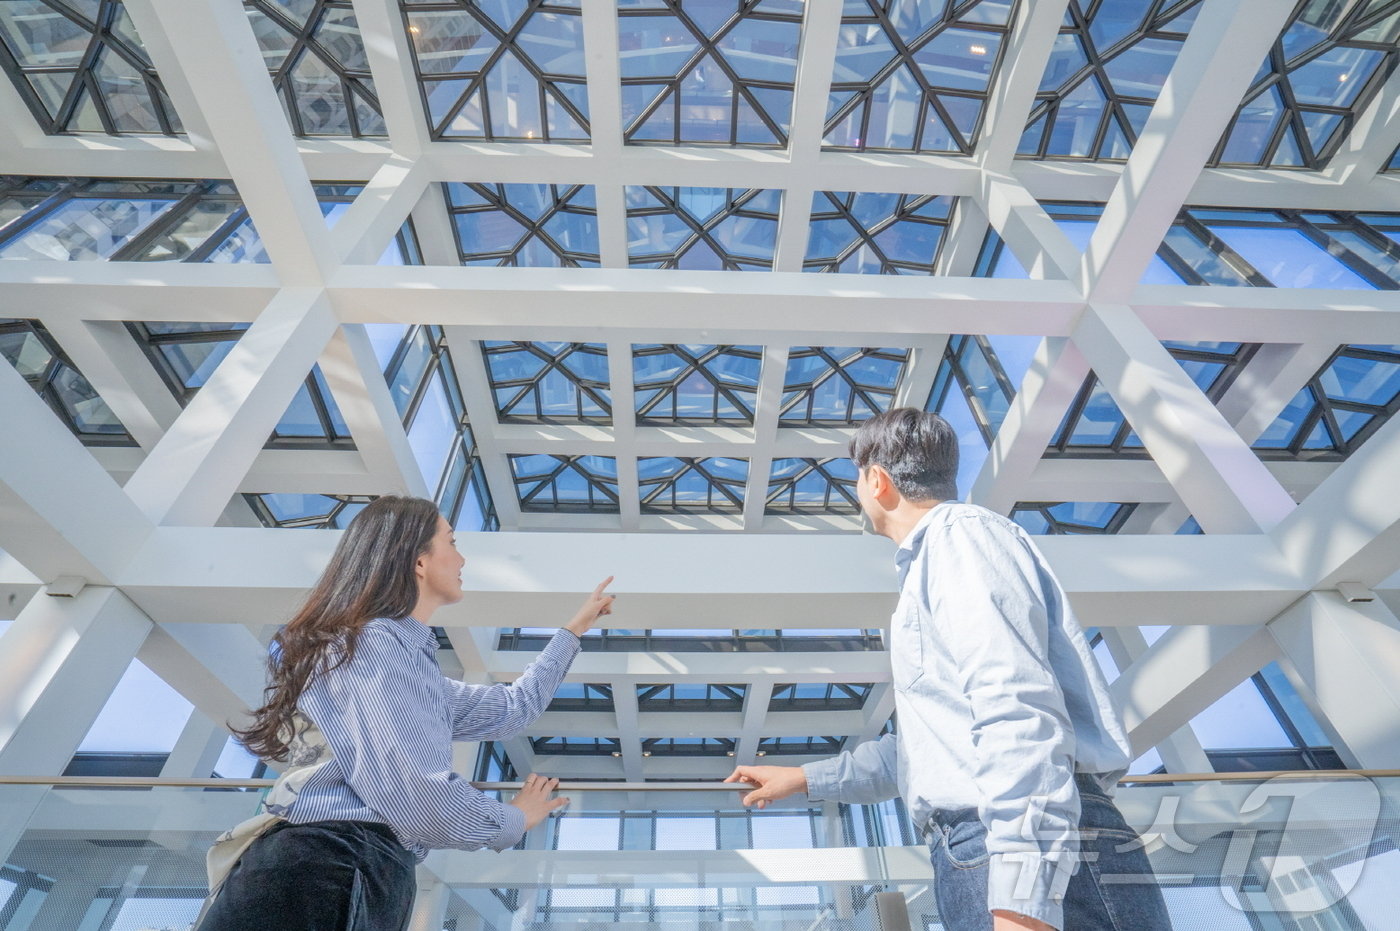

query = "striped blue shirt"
(285, 617), (580, 859)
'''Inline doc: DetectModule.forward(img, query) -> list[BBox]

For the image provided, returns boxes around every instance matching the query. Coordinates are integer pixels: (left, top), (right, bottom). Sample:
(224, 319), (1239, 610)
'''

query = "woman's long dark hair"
(234, 495), (441, 761)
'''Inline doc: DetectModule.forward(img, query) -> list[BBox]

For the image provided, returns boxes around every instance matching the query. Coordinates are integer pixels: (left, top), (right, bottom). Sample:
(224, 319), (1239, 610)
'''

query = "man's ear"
(867, 464), (894, 500)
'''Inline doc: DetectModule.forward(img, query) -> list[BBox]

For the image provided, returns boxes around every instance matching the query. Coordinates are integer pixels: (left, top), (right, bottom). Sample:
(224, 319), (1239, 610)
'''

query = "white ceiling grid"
(0, 0), (1399, 780)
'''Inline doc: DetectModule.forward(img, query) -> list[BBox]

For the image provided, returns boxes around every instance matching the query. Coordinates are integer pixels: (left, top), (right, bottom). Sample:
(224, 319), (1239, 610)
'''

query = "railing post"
(408, 868), (451, 931)
(875, 891), (913, 931)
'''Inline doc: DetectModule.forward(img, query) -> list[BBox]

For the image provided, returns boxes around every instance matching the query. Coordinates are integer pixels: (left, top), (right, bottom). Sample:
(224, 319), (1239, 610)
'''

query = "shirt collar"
(893, 503), (950, 584)
(389, 614), (438, 653)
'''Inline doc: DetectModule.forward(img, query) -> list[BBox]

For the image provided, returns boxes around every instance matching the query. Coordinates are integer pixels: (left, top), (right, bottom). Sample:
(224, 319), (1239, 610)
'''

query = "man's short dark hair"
(849, 408), (959, 502)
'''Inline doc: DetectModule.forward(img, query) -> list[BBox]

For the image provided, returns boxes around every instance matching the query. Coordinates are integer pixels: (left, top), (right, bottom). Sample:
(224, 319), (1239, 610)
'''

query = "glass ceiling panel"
(403, 0), (588, 141)
(826, 0), (1016, 153)
(638, 456), (748, 513)
(244, 493), (374, 528)
(1255, 344), (1400, 460)
(928, 333), (1038, 496)
(1211, 0), (1400, 168)
(1048, 341), (1256, 457)
(0, 0), (183, 135)
(633, 344), (762, 424)
(618, 0), (803, 147)
(482, 340), (611, 422)
(0, 317), (133, 445)
(0, 177), (418, 264)
(445, 182), (600, 266)
(377, 324), (495, 528)
(780, 346), (908, 426)
(127, 321), (354, 449)
(765, 457), (859, 514)
(1020, 0), (1200, 160)
(626, 186), (780, 269)
(511, 453), (620, 512)
(245, 0), (385, 137)
(768, 683), (872, 710)
(1011, 501), (1137, 535)
(804, 191), (954, 274)
(757, 736), (845, 755)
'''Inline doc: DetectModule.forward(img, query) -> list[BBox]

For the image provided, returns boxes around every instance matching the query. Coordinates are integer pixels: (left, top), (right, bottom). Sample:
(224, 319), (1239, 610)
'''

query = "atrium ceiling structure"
(2, 0), (1400, 792)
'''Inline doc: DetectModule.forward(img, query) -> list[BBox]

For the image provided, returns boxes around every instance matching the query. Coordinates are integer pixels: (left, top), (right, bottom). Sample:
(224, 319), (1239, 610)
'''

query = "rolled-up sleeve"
(444, 630), (580, 741)
(303, 628), (528, 852)
(802, 733), (900, 805)
(930, 519), (1079, 929)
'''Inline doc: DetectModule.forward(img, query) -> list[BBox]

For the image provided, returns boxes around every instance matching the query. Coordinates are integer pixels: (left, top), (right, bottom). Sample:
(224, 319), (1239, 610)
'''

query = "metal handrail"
(0, 770), (1397, 790)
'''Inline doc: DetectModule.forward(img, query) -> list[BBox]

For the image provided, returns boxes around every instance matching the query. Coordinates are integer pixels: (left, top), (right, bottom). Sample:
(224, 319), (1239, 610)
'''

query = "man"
(726, 409), (1170, 931)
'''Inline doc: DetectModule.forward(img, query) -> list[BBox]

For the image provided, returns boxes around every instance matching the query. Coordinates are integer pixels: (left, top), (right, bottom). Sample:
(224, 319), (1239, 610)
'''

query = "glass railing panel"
(1, 775), (1398, 929)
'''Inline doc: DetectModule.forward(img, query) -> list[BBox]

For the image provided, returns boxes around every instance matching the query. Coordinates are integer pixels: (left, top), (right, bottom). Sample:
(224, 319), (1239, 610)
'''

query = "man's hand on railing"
(508, 773), (569, 829)
(723, 765), (808, 809)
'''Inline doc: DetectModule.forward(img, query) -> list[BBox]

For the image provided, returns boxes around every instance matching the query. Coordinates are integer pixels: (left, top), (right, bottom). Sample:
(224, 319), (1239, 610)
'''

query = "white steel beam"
(1072, 303), (1296, 533)
(580, 0), (628, 268)
(1271, 409), (1400, 590)
(0, 586), (152, 773)
(350, 0), (433, 154)
(742, 346), (790, 532)
(441, 331), (524, 530)
(136, 622), (269, 734)
(331, 155), (429, 265)
(145, 0), (338, 285)
(37, 318), (180, 451)
(1080, 0), (1292, 302)
(1215, 342), (1339, 445)
(330, 266), (1086, 337)
(606, 341), (641, 531)
(1097, 628), (1212, 774)
(1328, 58), (1400, 186)
(0, 354), (153, 583)
(320, 326), (430, 497)
(114, 527), (1302, 630)
(975, 0), (1072, 172)
(770, 0), (842, 272)
(978, 173), (1083, 281)
(968, 336), (1088, 513)
(1267, 592), (1400, 768)
(122, 290), (338, 526)
(1109, 622), (1279, 755)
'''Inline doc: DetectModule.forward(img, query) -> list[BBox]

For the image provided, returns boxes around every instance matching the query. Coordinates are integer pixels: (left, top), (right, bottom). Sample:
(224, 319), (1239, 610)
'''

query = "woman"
(198, 495), (614, 930)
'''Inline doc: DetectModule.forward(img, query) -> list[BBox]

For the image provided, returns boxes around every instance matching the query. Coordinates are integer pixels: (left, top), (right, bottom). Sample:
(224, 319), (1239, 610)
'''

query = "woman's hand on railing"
(565, 577), (615, 637)
(723, 765), (809, 810)
(508, 773), (569, 830)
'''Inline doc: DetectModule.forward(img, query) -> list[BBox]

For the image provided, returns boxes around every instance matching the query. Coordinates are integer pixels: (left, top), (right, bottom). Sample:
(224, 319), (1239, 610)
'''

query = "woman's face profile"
(416, 515), (467, 609)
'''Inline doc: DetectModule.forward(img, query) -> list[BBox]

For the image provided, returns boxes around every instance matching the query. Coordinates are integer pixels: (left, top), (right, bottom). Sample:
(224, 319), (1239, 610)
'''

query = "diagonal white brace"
(1073, 303), (1296, 533)
(123, 290), (339, 527)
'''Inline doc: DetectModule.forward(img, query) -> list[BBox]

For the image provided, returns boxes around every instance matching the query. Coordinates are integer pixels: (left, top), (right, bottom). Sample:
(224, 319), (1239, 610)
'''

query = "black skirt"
(197, 820), (416, 931)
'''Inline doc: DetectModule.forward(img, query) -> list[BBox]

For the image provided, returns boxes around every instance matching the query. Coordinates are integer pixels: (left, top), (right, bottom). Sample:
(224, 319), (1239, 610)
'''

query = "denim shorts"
(197, 819), (416, 931)
(924, 774), (1173, 931)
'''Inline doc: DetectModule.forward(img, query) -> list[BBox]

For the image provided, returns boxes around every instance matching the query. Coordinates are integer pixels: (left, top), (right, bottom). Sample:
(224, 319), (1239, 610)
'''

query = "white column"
(1267, 592), (1400, 768)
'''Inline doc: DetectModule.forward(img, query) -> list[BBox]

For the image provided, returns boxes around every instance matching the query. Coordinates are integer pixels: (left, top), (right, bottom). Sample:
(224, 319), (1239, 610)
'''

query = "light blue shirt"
(803, 502), (1131, 928)
(286, 617), (580, 859)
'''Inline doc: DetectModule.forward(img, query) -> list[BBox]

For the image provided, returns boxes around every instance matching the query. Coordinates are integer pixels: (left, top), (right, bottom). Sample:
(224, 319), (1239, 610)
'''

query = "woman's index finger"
(593, 575), (615, 595)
